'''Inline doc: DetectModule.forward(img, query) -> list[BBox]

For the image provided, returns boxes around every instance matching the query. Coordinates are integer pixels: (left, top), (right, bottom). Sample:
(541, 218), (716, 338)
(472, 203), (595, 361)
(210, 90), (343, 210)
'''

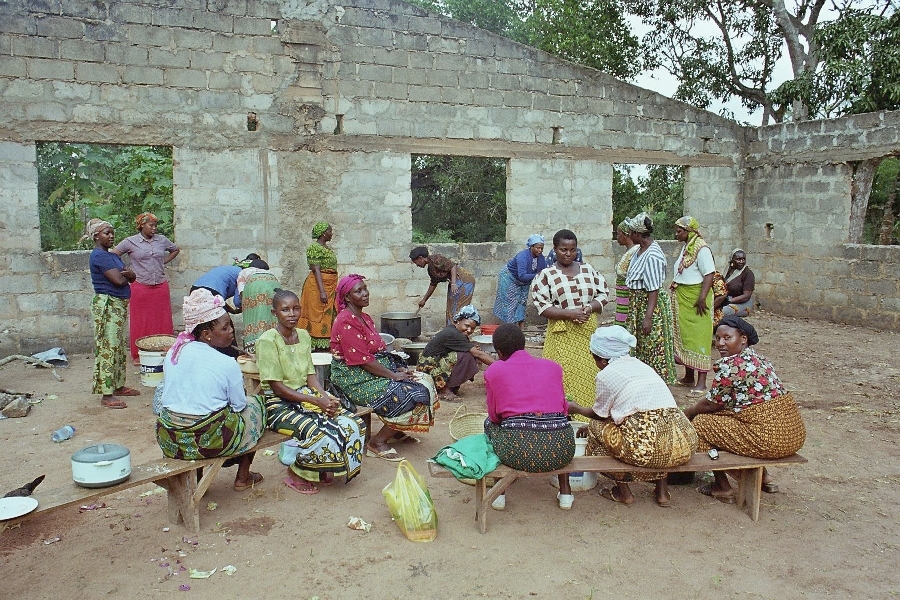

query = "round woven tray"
(449, 405), (487, 441)
(135, 334), (177, 353)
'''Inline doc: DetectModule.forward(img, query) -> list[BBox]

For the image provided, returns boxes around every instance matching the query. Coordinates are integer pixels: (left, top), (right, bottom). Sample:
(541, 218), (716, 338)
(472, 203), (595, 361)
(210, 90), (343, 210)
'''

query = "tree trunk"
(849, 158), (880, 243)
(878, 168), (900, 244)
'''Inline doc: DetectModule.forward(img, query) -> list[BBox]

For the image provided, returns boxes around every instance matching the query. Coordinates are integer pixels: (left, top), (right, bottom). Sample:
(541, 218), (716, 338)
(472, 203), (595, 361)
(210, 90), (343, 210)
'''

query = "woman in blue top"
(493, 234), (547, 328)
(87, 219), (137, 409)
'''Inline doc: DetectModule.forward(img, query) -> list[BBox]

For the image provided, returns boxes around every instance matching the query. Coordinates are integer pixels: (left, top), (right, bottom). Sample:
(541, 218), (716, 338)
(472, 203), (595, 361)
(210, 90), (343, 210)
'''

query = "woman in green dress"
(298, 222), (338, 350)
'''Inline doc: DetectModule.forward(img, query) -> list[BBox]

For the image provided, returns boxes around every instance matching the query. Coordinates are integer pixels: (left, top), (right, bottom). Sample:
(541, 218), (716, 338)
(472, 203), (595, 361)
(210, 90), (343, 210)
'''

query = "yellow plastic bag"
(382, 460), (438, 542)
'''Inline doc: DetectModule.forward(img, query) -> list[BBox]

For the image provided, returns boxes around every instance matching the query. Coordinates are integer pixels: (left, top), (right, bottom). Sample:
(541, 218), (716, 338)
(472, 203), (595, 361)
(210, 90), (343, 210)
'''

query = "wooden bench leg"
(361, 412), (372, 445)
(735, 466), (763, 521)
(158, 470), (200, 533)
(475, 472), (519, 534)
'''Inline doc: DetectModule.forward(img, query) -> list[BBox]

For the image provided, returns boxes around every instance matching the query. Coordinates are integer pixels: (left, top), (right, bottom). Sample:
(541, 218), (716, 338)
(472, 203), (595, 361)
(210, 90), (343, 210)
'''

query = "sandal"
(387, 431), (421, 445)
(762, 481), (779, 494)
(233, 472), (264, 491)
(101, 396), (127, 409)
(365, 445), (405, 462)
(114, 387), (142, 397)
(283, 477), (319, 495)
(698, 483), (735, 504)
(685, 389), (706, 398)
(655, 491), (672, 508)
(600, 487), (633, 505)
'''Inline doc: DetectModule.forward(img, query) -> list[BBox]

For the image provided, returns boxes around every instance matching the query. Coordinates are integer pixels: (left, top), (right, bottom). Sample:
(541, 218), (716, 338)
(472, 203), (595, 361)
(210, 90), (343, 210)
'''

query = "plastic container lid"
(71, 443), (131, 463)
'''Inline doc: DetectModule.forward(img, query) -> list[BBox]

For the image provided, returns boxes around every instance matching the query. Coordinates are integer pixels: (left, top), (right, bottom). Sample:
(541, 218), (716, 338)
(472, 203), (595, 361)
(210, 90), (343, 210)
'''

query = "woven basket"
(449, 405), (488, 441)
(135, 334), (177, 353)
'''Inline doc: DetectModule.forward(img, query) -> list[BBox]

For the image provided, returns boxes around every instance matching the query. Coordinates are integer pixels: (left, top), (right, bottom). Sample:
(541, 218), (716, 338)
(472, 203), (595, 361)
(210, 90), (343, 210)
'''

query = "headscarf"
(616, 219), (633, 234)
(589, 325), (637, 361)
(715, 315), (759, 346)
(625, 212), (651, 234)
(675, 215), (709, 274)
(409, 246), (429, 260)
(170, 289), (227, 363)
(135, 212), (157, 230)
(312, 222), (330, 239)
(725, 248), (747, 283)
(452, 305), (481, 325)
(80, 218), (113, 243)
(233, 253), (262, 268)
(526, 234), (544, 248)
(336, 274), (366, 311)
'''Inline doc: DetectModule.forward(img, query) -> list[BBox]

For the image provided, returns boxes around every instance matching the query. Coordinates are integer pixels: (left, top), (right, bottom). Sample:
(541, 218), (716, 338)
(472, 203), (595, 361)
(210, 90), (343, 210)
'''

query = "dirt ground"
(1, 311), (899, 600)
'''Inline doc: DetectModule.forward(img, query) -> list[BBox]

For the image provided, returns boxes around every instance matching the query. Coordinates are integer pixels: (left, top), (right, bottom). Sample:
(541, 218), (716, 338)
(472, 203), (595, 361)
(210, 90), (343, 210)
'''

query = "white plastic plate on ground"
(0, 496), (39, 520)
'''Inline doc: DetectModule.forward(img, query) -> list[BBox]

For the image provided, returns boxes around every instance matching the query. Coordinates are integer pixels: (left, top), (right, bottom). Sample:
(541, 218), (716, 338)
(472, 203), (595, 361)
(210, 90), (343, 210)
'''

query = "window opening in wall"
(612, 164), (685, 240)
(36, 142), (175, 251)
(862, 157), (899, 245)
(410, 154), (507, 243)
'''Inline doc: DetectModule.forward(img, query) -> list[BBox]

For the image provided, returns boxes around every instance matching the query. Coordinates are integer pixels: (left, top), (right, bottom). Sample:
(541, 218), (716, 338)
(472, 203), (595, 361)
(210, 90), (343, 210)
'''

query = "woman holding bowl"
(493, 234), (547, 328)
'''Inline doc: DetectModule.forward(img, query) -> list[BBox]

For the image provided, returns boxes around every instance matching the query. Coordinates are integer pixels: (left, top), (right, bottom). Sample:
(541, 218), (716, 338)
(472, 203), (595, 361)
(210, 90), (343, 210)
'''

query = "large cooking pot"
(72, 443), (132, 488)
(381, 312), (422, 339)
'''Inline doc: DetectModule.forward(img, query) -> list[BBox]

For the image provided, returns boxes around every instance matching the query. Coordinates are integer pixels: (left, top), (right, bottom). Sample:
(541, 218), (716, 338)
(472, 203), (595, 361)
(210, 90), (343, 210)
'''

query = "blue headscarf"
(452, 305), (481, 325)
(526, 234), (545, 248)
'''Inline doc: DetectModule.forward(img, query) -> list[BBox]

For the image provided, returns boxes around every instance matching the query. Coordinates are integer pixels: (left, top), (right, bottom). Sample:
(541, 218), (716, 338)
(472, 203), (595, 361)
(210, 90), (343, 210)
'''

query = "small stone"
(1, 397), (32, 418)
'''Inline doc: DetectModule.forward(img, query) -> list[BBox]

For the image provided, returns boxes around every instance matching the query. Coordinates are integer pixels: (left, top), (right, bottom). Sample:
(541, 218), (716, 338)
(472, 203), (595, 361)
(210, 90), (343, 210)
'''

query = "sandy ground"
(1, 311), (899, 600)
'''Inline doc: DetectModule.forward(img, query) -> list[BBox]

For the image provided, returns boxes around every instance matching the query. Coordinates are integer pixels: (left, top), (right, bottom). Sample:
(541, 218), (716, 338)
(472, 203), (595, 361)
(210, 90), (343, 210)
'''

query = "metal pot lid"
(71, 443), (131, 463)
(381, 312), (421, 320)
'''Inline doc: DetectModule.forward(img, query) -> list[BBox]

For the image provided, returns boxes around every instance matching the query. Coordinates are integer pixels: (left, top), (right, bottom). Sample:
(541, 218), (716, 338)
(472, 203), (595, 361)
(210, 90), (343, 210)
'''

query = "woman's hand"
(569, 308), (590, 324)
(417, 297), (427, 309)
(392, 370), (414, 381)
(450, 281), (459, 295)
(121, 268), (136, 283)
(694, 298), (709, 316)
(642, 314), (652, 336)
(319, 291), (328, 304)
(318, 396), (340, 418)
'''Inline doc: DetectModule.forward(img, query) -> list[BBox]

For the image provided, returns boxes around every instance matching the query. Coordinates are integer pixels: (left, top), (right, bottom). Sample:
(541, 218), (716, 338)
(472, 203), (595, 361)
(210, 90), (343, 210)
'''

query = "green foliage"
(36, 143), (174, 251)
(863, 157), (900, 245)
(411, 154), (507, 243)
(612, 165), (684, 239)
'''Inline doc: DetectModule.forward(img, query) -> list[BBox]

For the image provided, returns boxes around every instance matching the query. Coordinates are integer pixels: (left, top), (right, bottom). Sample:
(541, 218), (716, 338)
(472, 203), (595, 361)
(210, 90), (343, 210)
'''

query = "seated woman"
(684, 316), (805, 502)
(568, 326), (699, 507)
(718, 249), (755, 317)
(417, 305), (495, 401)
(255, 289), (366, 495)
(156, 289), (266, 491)
(484, 324), (575, 511)
(329, 274), (437, 462)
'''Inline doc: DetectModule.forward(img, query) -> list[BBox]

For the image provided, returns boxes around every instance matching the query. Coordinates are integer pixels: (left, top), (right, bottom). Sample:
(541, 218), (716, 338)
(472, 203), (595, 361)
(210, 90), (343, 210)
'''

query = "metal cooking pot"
(71, 443), (132, 488)
(401, 342), (428, 366)
(381, 312), (422, 339)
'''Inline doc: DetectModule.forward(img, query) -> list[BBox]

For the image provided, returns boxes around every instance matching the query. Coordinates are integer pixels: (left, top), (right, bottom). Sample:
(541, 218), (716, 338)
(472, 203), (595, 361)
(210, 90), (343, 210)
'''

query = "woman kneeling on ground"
(683, 316), (806, 502)
(417, 304), (495, 401)
(484, 324), (575, 511)
(256, 289), (366, 495)
(156, 289), (266, 492)
(568, 325), (699, 507)
(329, 274), (438, 462)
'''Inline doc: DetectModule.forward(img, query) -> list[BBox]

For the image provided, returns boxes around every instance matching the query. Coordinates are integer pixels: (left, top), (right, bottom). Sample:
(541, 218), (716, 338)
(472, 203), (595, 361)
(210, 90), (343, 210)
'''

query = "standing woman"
(531, 229), (609, 420)
(719, 249), (755, 317)
(112, 212), (179, 365)
(410, 246), (476, 326)
(298, 222), (339, 351)
(671, 216), (716, 395)
(236, 258), (279, 354)
(87, 218), (138, 409)
(613, 220), (638, 326)
(623, 213), (677, 384)
(493, 234), (547, 328)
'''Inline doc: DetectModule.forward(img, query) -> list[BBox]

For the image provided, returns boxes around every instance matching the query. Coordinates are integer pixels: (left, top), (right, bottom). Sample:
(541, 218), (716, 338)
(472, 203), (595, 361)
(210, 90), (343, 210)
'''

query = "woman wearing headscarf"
(623, 213), (677, 384)
(156, 289), (267, 491)
(717, 249), (755, 317)
(298, 222), (338, 350)
(568, 326), (698, 507)
(417, 305), (495, 400)
(236, 257), (278, 354)
(409, 246), (476, 326)
(613, 220), (638, 325)
(112, 212), (179, 365)
(671, 216), (716, 395)
(684, 317), (805, 502)
(88, 218), (139, 408)
(531, 229), (609, 421)
(329, 274), (437, 462)
(493, 234), (547, 328)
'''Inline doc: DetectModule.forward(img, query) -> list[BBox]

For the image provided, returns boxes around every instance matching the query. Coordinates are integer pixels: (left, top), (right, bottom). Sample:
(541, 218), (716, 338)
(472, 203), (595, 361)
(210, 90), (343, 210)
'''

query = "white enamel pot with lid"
(71, 443), (132, 488)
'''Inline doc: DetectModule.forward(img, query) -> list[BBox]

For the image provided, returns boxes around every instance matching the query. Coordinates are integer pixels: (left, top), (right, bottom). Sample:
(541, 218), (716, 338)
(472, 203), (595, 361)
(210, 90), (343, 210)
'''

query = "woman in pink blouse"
(113, 212), (179, 364)
(684, 316), (806, 502)
(329, 274), (437, 462)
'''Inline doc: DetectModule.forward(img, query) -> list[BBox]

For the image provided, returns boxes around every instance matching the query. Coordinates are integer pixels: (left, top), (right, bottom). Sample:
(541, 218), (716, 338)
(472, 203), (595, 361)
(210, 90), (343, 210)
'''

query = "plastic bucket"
(311, 353), (332, 387)
(479, 324), (498, 336)
(138, 350), (166, 388)
(550, 423), (599, 491)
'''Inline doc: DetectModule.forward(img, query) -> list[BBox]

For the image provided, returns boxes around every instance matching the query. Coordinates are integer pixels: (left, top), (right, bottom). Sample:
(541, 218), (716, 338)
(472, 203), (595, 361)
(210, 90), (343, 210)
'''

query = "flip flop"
(114, 387), (142, 397)
(698, 483), (735, 504)
(387, 431), (421, 445)
(365, 446), (404, 462)
(655, 492), (672, 508)
(283, 477), (319, 495)
(762, 482), (779, 494)
(600, 487), (633, 505)
(101, 397), (127, 409)
(685, 389), (706, 397)
(234, 472), (264, 491)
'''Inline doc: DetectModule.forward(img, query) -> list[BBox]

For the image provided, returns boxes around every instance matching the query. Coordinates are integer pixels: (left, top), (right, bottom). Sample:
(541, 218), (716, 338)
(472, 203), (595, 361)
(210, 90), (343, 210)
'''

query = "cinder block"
(208, 71), (242, 89)
(0, 57), (27, 77)
(125, 24), (172, 47)
(124, 65), (164, 85)
(149, 48), (191, 68)
(166, 68), (208, 88)
(251, 36), (283, 56)
(75, 62), (120, 83)
(110, 4), (152, 25)
(233, 16), (272, 35)
(27, 58), (74, 80)
(12, 35), (57, 59)
(193, 11), (234, 33)
(35, 16), (84, 39)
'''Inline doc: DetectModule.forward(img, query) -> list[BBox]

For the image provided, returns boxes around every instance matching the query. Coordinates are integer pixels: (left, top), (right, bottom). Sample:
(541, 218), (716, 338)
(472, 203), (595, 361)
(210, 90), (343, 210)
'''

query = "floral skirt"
(625, 289), (676, 384)
(493, 268), (528, 324)
(92, 294), (129, 395)
(542, 317), (599, 421)
(484, 413), (575, 473)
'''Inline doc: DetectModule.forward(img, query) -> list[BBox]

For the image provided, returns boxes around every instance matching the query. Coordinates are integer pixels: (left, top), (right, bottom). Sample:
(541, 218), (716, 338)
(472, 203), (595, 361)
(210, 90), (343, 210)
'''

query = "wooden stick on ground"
(0, 355), (64, 382)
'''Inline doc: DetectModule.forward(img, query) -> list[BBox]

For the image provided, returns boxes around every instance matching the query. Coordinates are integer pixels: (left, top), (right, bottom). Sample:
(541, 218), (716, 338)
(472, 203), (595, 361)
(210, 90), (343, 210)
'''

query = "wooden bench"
(429, 451), (807, 533)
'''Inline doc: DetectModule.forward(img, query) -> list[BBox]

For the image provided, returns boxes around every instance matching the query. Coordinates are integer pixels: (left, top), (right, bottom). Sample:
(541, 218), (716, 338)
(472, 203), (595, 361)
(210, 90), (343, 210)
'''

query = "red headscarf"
(336, 274), (366, 311)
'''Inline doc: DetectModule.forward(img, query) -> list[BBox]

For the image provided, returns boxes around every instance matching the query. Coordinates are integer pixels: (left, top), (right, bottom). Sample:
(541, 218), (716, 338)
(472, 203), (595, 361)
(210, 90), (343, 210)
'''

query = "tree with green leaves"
(612, 165), (684, 239)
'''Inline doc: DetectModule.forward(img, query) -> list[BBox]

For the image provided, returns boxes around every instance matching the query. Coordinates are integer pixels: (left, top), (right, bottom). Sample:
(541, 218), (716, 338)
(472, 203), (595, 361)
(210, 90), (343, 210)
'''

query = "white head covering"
(590, 325), (636, 361)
